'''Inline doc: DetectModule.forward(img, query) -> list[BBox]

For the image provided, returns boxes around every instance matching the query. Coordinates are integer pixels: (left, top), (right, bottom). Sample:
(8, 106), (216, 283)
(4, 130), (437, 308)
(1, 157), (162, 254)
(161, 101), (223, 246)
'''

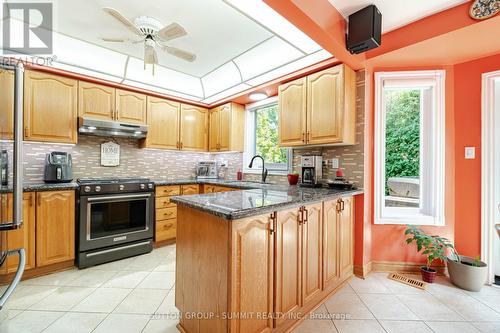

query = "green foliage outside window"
(255, 104), (287, 164)
(385, 90), (421, 194)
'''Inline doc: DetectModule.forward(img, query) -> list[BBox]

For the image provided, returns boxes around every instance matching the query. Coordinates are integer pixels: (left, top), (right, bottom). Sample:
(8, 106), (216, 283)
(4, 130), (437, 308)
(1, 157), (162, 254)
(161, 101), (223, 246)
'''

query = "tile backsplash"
(2, 136), (243, 183)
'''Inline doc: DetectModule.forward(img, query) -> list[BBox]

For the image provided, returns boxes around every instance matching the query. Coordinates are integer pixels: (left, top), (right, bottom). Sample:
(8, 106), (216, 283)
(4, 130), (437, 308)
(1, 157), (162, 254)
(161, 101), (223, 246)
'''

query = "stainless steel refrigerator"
(0, 61), (26, 312)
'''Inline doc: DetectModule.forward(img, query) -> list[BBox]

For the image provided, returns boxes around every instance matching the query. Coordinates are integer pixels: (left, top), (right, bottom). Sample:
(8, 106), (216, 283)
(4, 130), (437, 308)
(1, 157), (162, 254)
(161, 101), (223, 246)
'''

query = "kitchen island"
(171, 184), (362, 333)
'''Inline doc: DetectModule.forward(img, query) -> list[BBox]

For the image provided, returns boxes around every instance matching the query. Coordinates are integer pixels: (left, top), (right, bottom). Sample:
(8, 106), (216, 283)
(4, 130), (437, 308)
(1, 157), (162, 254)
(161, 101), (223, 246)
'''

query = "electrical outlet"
(332, 158), (339, 169)
(220, 159), (229, 167)
(464, 147), (475, 159)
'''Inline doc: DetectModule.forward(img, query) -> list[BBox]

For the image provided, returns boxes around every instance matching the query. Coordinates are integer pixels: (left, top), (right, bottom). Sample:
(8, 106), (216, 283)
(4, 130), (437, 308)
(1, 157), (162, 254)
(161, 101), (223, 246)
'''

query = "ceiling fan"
(100, 7), (196, 73)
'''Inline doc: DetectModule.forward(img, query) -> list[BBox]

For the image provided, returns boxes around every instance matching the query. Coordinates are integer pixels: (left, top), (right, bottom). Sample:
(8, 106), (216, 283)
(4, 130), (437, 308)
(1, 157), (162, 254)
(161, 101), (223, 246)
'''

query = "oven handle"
(86, 193), (153, 202)
(0, 248), (26, 310)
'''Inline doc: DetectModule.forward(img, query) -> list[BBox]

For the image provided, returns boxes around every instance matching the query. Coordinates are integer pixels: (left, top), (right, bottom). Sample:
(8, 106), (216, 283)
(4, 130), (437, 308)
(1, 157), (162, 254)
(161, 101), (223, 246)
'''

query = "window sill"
(375, 215), (445, 226)
(243, 168), (289, 176)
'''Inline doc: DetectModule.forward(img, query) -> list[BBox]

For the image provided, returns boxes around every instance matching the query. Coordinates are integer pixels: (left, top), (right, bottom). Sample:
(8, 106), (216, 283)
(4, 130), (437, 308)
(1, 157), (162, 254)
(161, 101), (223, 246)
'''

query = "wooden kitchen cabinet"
(179, 104), (208, 151)
(0, 193), (36, 274)
(278, 64), (356, 147)
(229, 213), (274, 333)
(78, 81), (115, 120)
(36, 190), (75, 267)
(339, 197), (354, 281)
(203, 185), (237, 193)
(155, 185), (181, 244)
(0, 70), (14, 139)
(275, 207), (302, 328)
(116, 89), (147, 124)
(24, 70), (77, 143)
(302, 202), (323, 306)
(141, 97), (180, 149)
(209, 102), (245, 152)
(278, 77), (307, 146)
(181, 184), (199, 195)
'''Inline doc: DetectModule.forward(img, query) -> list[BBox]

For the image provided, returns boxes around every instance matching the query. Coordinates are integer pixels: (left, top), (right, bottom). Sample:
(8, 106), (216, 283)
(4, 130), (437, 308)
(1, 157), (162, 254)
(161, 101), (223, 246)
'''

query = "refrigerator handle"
(13, 63), (24, 229)
(0, 248), (26, 310)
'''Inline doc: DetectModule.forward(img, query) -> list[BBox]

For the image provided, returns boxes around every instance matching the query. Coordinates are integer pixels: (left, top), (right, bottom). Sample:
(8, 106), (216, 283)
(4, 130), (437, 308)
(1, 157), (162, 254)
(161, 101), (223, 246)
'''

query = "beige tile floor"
(1, 245), (499, 333)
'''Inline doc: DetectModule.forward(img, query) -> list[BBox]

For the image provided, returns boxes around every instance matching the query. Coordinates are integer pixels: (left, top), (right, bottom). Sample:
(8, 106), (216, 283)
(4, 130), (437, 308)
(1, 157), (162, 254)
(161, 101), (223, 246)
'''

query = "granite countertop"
(0, 181), (80, 193)
(170, 184), (363, 220)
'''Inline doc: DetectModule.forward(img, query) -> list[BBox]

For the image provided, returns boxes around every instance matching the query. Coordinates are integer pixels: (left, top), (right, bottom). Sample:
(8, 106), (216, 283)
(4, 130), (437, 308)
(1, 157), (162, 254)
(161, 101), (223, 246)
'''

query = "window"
(244, 97), (291, 173)
(374, 71), (445, 225)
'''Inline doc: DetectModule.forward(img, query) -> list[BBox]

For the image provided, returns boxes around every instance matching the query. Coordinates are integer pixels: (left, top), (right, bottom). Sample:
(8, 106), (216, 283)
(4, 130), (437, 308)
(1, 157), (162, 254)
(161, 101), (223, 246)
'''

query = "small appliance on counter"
(44, 151), (73, 183)
(1, 150), (8, 186)
(327, 168), (354, 190)
(300, 155), (323, 187)
(196, 161), (218, 179)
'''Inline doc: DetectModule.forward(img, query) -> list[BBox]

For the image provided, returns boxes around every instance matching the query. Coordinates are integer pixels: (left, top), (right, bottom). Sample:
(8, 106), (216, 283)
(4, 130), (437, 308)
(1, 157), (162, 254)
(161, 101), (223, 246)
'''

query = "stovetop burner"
(77, 177), (150, 184)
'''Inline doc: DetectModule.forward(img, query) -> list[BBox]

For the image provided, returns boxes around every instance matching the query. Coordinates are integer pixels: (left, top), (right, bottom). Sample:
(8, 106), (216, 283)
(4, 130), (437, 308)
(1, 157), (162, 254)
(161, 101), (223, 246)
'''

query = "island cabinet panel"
(323, 199), (341, 291)
(301, 202), (323, 306)
(78, 81), (115, 120)
(274, 207), (302, 328)
(24, 70), (78, 143)
(229, 214), (274, 333)
(278, 77), (307, 146)
(339, 197), (354, 281)
(0, 193), (36, 274)
(36, 190), (75, 267)
(141, 97), (180, 149)
(116, 89), (147, 124)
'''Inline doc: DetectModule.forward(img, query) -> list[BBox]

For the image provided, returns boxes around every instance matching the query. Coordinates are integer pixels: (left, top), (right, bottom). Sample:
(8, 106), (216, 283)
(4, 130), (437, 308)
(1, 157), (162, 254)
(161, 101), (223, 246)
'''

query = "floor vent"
(387, 272), (427, 290)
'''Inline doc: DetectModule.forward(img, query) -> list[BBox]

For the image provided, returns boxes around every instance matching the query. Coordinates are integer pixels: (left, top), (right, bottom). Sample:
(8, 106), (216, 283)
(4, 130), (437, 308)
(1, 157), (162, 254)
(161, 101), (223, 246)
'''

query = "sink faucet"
(248, 155), (268, 183)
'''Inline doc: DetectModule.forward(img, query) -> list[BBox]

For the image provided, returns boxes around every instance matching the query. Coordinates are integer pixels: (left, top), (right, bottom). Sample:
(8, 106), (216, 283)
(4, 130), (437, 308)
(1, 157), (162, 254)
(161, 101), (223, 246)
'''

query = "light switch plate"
(332, 158), (339, 169)
(465, 147), (476, 159)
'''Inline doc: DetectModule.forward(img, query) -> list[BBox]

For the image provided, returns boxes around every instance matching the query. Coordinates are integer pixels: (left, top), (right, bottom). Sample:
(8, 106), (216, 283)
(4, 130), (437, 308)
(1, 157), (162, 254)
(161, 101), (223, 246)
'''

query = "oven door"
(79, 192), (154, 251)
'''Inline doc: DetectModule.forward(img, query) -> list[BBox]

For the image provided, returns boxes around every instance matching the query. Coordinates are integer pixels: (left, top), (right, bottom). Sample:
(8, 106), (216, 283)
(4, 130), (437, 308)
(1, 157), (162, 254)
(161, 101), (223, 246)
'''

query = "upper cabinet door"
(143, 97), (180, 149)
(180, 104), (208, 151)
(306, 66), (343, 145)
(24, 70), (77, 143)
(279, 77), (307, 146)
(78, 81), (115, 120)
(0, 70), (14, 139)
(116, 89), (147, 124)
(208, 107), (220, 151)
(218, 104), (231, 151)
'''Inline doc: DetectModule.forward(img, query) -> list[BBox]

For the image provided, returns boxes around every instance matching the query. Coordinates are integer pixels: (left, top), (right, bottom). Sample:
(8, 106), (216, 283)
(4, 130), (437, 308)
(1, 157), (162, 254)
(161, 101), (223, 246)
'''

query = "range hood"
(78, 117), (148, 139)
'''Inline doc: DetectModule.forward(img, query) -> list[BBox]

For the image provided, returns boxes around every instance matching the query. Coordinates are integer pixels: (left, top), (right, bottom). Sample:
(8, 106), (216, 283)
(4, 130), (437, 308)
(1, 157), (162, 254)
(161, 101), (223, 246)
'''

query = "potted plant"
(447, 254), (488, 292)
(287, 171), (299, 185)
(404, 226), (455, 283)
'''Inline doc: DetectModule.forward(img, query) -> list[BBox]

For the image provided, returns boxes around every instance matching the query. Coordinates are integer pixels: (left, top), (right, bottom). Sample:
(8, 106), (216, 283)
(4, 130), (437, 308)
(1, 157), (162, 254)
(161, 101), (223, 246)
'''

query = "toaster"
(44, 151), (73, 183)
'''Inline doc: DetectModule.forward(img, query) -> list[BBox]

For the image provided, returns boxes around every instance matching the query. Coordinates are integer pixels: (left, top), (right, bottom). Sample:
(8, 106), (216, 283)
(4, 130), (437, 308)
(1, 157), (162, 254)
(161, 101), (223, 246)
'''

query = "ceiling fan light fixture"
(249, 92), (268, 101)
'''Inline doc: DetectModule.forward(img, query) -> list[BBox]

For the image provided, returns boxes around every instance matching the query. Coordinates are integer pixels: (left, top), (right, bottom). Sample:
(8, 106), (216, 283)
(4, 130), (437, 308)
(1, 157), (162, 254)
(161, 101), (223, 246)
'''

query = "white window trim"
(374, 70), (446, 226)
(243, 96), (292, 175)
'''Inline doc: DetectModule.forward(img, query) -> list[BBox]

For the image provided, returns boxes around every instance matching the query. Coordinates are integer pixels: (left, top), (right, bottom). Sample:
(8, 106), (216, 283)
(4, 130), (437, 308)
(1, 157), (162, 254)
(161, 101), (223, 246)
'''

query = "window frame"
(374, 70), (446, 226)
(243, 97), (292, 174)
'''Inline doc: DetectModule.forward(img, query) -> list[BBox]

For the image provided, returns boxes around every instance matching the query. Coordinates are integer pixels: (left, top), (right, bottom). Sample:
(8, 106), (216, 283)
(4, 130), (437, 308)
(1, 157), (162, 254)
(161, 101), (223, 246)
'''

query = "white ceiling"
(2, 0), (331, 104)
(328, 0), (469, 33)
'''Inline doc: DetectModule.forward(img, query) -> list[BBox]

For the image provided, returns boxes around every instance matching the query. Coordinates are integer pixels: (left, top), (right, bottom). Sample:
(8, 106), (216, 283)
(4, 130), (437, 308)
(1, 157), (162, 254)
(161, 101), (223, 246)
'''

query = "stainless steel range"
(76, 178), (154, 268)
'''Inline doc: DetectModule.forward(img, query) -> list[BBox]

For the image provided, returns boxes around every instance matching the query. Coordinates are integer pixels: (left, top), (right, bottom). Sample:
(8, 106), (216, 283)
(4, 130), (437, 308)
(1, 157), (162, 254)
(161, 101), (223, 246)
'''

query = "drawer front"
(156, 185), (180, 197)
(181, 184), (199, 195)
(155, 196), (176, 209)
(156, 207), (177, 221)
(156, 220), (176, 241)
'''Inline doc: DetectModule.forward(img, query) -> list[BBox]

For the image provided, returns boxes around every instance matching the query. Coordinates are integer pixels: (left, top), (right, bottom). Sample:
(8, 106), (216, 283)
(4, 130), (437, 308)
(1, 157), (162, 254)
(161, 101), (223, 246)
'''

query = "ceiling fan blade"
(164, 46), (196, 62)
(102, 7), (143, 37)
(101, 37), (128, 42)
(158, 22), (187, 41)
(144, 44), (158, 65)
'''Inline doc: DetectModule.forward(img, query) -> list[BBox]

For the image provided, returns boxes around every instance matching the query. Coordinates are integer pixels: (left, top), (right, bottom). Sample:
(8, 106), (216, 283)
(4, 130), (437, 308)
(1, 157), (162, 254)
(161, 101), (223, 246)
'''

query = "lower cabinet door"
(339, 197), (354, 281)
(0, 192), (36, 273)
(230, 213), (274, 333)
(275, 207), (302, 328)
(302, 203), (323, 305)
(323, 199), (341, 290)
(156, 220), (177, 241)
(36, 190), (75, 267)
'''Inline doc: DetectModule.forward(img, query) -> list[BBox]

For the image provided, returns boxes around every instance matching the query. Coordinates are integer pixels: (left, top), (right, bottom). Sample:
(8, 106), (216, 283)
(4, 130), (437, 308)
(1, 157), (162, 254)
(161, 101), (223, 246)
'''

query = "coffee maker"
(300, 155), (323, 187)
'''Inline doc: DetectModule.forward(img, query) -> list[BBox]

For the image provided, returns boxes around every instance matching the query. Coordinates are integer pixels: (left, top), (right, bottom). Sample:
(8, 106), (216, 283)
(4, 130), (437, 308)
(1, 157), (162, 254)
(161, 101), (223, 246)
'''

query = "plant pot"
(287, 174), (299, 185)
(447, 255), (487, 292)
(421, 266), (437, 283)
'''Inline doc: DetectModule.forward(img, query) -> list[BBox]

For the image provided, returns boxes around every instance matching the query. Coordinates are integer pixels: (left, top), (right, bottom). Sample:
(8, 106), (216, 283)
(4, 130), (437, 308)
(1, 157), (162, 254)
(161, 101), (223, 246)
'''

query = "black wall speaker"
(346, 5), (382, 54)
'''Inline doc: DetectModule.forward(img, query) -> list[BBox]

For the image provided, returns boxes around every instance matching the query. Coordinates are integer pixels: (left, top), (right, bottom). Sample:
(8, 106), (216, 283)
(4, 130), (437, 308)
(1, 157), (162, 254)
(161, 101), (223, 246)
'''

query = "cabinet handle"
(341, 199), (345, 212)
(302, 132), (305, 143)
(269, 212), (276, 235)
(336, 200), (341, 213)
(164, 223), (174, 229)
(180, 142), (183, 149)
(298, 207), (303, 225)
(303, 207), (308, 223)
(24, 127), (29, 138)
(164, 212), (173, 216)
(307, 131), (310, 142)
